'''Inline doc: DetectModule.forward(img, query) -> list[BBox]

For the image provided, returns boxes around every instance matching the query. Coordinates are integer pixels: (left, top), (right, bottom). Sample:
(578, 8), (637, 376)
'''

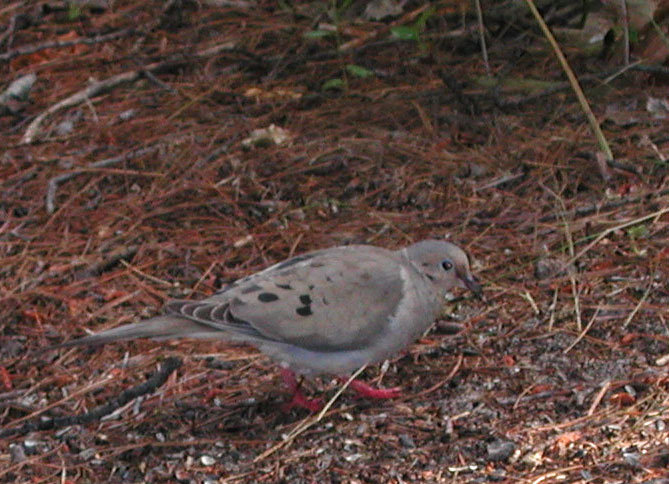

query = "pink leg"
(338, 377), (402, 399)
(280, 369), (323, 412)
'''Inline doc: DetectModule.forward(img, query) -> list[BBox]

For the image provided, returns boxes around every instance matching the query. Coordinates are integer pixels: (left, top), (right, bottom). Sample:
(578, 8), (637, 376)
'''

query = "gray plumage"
(61, 240), (481, 376)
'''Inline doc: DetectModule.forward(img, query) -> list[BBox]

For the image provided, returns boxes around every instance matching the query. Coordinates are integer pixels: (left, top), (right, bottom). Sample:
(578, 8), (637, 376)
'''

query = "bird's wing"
(166, 245), (407, 352)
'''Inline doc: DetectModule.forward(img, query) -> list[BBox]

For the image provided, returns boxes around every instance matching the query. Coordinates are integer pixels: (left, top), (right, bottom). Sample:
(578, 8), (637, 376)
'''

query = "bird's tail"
(55, 315), (225, 348)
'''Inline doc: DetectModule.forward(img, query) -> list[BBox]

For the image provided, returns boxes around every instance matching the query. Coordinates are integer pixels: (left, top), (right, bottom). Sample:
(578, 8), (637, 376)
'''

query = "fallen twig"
(567, 207), (669, 266)
(564, 306), (602, 354)
(23, 70), (142, 144)
(523, 0), (614, 172)
(537, 189), (669, 224)
(622, 279), (655, 330)
(22, 41), (238, 144)
(0, 29), (134, 63)
(253, 364), (367, 463)
(0, 357), (182, 439)
(587, 380), (611, 416)
(46, 146), (160, 213)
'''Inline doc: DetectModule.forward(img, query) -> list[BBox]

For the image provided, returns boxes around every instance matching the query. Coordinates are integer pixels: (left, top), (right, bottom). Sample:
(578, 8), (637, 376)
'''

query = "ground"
(1, 1), (668, 483)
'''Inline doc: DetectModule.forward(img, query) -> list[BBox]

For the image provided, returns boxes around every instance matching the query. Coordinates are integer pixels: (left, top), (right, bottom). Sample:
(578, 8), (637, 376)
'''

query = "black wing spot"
(299, 294), (312, 305)
(275, 283), (293, 290)
(258, 292), (279, 303)
(240, 284), (262, 294)
(296, 305), (313, 317)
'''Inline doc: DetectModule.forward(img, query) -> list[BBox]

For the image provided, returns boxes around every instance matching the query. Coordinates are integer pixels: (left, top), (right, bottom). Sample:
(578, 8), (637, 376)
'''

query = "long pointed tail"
(55, 316), (226, 348)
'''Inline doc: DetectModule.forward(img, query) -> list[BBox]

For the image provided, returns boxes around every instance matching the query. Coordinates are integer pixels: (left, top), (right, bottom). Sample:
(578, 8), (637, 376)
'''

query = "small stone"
(55, 120), (74, 136)
(200, 455), (216, 466)
(622, 448), (641, 468)
(78, 448), (97, 461)
(399, 434), (415, 448)
(487, 439), (516, 462)
(119, 109), (136, 121)
(435, 321), (464, 334)
(535, 257), (573, 280)
(9, 444), (26, 463)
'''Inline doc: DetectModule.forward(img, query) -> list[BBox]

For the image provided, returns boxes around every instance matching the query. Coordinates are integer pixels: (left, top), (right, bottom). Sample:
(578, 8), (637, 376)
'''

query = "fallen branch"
(524, 0), (614, 173)
(23, 70), (142, 144)
(0, 357), (182, 439)
(0, 29), (134, 63)
(22, 41), (238, 144)
(536, 189), (669, 224)
(46, 146), (160, 213)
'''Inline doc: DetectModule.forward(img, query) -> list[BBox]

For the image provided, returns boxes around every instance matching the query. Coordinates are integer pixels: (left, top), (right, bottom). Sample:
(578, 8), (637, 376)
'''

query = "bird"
(59, 239), (482, 411)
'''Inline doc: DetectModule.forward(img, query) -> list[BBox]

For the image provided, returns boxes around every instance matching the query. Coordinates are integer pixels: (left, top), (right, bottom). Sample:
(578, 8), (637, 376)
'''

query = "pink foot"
(281, 392), (324, 412)
(338, 377), (402, 399)
(280, 368), (323, 412)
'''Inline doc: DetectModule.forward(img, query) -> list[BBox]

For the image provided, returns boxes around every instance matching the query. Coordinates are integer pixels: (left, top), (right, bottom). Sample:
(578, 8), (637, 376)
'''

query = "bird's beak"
(462, 276), (483, 300)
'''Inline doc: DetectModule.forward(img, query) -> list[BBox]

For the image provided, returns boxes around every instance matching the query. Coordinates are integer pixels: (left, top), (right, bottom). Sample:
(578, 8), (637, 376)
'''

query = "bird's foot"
(280, 368), (323, 412)
(339, 377), (402, 399)
(281, 392), (324, 412)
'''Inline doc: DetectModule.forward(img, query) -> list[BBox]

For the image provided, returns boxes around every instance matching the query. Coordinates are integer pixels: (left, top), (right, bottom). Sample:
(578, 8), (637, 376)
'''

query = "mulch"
(1, 1), (668, 482)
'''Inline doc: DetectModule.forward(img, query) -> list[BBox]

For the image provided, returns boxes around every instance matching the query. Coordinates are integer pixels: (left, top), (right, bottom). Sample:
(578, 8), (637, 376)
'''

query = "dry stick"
(411, 353), (463, 399)
(587, 379), (611, 416)
(1, 374), (114, 430)
(0, 447), (64, 480)
(473, 0), (490, 76)
(119, 259), (175, 287)
(253, 364), (368, 463)
(547, 288), (558, 332)
(549, 186), (583, 332)
(0, 13), (18, 49)
(619, 0), (630, 66)
(567, 207), (669, 266)
(45, 146), (159, 213)
(521, 290), (540, 315)
(23, 69), (142, 144)
(22, 41), (238, 144)
(0, 28), (134, 63)
(622, 279), (654, 330)
(538, 189), (669, 224)
(530, 467), (586, 484)
(523, 0), (614, 167)
(74, 245), (139, 279)
(0, 357), (182, 439)
(564, 306), (602, 354)
(568, 269), (583, 333)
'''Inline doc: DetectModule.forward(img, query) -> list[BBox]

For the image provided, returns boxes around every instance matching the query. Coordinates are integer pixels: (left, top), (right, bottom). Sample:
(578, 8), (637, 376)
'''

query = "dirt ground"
(1, 1), (668, 483)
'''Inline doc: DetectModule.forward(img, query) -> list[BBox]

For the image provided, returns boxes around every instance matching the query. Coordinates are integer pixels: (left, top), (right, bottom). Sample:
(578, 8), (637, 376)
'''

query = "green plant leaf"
(391, 26), (419, 41)
(304, 30), (334, 39)
(414, 5), (435, 30)
(346, 64), (374, 78)
(323, 78), (345, 91)
(627, 225), (649, 239)
(629, 28), (639, 43)
(68, 3), (82, 21)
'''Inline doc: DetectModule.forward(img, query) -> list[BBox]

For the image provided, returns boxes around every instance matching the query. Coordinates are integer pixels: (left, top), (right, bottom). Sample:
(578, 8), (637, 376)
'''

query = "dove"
(59, 239), (481, 411)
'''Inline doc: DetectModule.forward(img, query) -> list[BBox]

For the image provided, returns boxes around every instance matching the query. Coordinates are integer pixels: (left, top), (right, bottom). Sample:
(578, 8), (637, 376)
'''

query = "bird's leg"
(280, 368), (323, 412)
(338, 377), (402, 399)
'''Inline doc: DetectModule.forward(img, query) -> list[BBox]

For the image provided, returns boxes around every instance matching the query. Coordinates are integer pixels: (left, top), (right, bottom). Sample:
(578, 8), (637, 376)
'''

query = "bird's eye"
(441, 260), (453, 271)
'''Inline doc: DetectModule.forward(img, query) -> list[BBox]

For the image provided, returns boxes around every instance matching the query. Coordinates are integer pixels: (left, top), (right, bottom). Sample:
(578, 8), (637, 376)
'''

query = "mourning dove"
(60, 239), (481, 411)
